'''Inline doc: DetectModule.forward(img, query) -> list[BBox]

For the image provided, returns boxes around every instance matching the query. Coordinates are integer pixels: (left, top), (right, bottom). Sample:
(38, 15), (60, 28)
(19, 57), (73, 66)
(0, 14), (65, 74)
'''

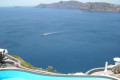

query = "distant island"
(36, 1), (120, 12)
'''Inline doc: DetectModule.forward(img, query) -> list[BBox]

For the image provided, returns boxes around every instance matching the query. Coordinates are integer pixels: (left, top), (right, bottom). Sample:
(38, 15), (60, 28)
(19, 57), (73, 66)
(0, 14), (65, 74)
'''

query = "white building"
(0, 49), (8, 56)
(0, 49), (8, 62)
(113, 57), (120, 66)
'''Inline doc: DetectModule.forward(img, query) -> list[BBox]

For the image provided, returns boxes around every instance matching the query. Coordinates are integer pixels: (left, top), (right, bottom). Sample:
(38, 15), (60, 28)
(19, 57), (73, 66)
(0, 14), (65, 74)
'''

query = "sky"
(0, 0), (120, 6)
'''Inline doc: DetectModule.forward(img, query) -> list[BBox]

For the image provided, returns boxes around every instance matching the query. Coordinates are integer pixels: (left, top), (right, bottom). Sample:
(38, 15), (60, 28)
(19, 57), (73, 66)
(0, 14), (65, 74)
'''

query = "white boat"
(40, 32), (59, 36)
(40, 33), (48, 36)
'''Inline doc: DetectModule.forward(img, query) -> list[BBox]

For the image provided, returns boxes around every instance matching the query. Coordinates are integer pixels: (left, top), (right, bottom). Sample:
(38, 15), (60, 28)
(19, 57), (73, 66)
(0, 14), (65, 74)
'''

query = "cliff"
(36, 1), (120, 12)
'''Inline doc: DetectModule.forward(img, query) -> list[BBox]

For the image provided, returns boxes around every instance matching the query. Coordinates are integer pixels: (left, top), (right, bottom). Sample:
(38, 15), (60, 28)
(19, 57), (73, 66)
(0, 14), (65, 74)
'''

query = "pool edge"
(0, 69), (119, 80)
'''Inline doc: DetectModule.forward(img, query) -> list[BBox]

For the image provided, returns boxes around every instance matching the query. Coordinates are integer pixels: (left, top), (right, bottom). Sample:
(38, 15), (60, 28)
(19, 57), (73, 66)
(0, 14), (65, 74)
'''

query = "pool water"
(0, 70), (113, 80)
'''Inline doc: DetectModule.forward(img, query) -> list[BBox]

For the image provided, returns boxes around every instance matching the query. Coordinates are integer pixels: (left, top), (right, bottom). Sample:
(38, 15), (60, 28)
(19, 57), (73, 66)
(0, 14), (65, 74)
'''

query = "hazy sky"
(0, 0), (120, 6)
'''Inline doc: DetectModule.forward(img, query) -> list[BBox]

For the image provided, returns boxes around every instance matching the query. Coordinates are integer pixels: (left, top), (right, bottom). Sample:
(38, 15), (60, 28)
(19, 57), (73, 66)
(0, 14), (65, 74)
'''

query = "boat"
(40, 32), (58, 36)
(40, 33), (48, 36)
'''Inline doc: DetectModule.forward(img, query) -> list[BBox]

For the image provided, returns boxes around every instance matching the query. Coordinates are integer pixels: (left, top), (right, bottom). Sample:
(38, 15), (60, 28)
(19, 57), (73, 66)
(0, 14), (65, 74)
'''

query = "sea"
(0, 7), (120, 73)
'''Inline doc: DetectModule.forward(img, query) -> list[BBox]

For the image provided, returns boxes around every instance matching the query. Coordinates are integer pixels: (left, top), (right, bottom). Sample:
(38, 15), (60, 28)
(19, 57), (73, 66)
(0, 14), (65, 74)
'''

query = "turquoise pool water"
(0, 70), (113, 80)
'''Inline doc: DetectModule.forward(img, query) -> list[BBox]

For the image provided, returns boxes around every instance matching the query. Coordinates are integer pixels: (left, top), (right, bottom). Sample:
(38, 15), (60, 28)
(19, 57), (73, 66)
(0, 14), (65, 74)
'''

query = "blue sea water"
(0, 7), (120, 73)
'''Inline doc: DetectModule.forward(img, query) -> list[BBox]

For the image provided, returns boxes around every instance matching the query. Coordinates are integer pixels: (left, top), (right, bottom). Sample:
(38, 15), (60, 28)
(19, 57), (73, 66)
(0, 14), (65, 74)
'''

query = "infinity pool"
(0, 70), (114, 80)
